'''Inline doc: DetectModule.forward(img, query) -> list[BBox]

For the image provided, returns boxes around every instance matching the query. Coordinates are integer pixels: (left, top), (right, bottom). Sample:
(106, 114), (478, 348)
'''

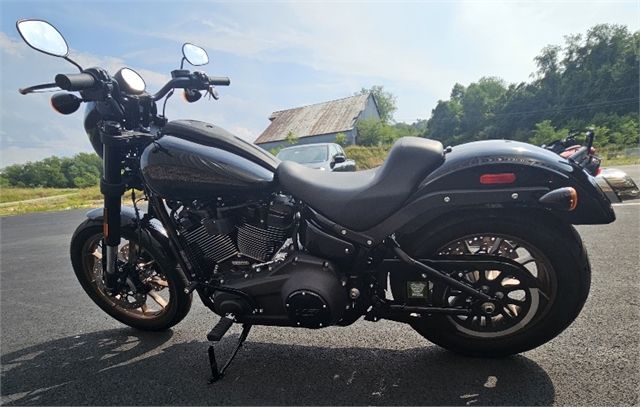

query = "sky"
(1, 1), (638, 167)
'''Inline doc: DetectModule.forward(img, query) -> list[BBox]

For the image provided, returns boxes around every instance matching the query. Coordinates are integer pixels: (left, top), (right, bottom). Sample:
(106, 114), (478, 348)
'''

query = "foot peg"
(207, 315), (252, 384)
(207, 315), (234, 341)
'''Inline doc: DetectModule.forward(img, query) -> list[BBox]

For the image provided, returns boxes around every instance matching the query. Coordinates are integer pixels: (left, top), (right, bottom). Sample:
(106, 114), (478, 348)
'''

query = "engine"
(173, 194), (295, 280)
(171, 195), (349, 328)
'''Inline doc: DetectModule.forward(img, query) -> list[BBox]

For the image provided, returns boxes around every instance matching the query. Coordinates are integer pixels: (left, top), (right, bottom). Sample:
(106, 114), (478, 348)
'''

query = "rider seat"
(276, 137), (444, 231)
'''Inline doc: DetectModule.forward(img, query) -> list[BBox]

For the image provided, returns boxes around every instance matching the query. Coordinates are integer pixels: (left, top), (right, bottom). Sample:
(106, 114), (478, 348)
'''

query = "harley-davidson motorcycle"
(543, 129), (602, 176)
(543, 131), (639, 202)
(17, 19), (616, 382)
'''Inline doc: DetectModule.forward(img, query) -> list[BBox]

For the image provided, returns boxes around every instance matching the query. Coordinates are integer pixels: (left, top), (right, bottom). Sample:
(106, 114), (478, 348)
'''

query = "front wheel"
(404, 212), (590, 357)
(70, 218), (192, 331)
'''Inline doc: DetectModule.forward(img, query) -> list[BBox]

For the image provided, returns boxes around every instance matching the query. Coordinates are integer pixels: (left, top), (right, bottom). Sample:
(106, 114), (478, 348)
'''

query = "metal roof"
(254, 93), (373, 144)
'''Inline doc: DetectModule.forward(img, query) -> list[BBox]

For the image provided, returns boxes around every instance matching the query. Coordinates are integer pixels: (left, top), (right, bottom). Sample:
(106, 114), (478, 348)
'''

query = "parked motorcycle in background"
(543, 129), (602, 176)
(17, 19), (617, 383)
(543, 131), (639, 203)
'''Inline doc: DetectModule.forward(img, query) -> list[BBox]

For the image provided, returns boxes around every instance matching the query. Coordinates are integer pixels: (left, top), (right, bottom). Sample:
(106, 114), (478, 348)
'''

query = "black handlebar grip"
(55, 73), (97, 91)
(208, 77), (231, 86)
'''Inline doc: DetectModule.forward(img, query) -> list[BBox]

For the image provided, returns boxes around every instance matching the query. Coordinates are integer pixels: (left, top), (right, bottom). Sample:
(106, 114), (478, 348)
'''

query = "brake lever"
(19, 83), (59, 95)
(208, 85), (219, 100)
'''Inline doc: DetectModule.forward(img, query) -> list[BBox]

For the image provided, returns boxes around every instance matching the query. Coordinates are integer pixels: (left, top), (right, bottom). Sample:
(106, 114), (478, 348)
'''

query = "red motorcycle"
(543, 129), (601, 176)
(544, 130), (639, 203)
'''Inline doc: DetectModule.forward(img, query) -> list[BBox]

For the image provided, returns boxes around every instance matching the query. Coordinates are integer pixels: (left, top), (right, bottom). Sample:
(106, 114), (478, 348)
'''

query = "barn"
(254, 93), (380, 151)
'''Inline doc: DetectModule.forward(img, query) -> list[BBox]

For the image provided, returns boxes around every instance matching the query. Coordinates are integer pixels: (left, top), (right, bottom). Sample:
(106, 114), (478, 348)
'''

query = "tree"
(284, 131), (298, 146)
(419, 23), (639, 148)
(356, 118), (397, 146)
(0, 152), (102, 188)
(530, 120), (565, 146)
(334, 133), (348, 147)
(355, 85), (397, 124)
(423, 99), (463, 146)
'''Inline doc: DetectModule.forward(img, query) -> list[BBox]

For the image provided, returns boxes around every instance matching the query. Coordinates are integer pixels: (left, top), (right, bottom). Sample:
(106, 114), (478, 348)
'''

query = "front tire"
(70, 218), (192, 331)
(403, 212), (590, 357)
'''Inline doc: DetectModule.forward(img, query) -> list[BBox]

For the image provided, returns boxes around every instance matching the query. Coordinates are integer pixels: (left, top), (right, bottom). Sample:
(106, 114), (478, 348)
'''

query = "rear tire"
(70, 218), (192, 331)
(404, 212), (590, 357)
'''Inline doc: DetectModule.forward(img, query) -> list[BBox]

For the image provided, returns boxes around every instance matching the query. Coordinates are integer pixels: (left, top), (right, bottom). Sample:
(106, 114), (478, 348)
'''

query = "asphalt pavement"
(0, 168), (638, 406)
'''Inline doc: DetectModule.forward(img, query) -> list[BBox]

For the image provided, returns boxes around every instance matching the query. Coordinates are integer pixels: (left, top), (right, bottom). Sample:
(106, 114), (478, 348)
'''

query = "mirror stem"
(65, 56), (84, 72)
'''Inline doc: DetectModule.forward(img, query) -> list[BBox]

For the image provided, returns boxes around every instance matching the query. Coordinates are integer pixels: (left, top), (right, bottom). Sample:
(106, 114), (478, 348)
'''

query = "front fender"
(85, 206), (173, 259)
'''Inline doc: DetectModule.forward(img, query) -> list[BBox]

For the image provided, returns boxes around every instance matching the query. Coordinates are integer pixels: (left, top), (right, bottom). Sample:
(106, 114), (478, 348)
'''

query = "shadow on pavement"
(1, 329), (554, 406)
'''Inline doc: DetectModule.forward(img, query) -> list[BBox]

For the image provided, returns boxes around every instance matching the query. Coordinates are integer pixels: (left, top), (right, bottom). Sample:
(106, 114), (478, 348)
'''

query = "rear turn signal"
(539, 187), (578, 211)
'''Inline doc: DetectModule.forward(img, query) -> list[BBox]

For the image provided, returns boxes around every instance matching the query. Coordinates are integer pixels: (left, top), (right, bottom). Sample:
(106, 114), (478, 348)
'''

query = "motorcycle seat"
(276, 137), (444, 231)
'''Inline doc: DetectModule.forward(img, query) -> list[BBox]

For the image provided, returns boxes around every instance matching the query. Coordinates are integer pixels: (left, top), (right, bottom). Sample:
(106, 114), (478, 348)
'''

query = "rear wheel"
(404, 213), (590, 357)
(70, 219), (192, 331)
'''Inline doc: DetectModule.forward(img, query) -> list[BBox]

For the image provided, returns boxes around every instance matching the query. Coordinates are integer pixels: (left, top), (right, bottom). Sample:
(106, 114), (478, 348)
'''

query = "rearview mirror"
(16, 19), (68, 57)
(182, 43), (209, 66)
(333, 155), (347, 164)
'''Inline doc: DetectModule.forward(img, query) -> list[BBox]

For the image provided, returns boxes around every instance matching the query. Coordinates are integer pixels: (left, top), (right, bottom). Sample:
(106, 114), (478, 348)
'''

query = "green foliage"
(419, 23), (639, 150)
(1, 187), (78, 204)
(268, 131), (301, 156)
(269, 147), (281, 156)
(356, 117), (429, 147)
(334, 132), (348, 147)
(344, 145), (392, 170)
(530, 120), (566, 146)
(356, 118), (398, 146)
(0, 185), (105, 216)
(0, 152), (103, 188)
(356, 85), (397, 124)
(285, 131), (299, 146)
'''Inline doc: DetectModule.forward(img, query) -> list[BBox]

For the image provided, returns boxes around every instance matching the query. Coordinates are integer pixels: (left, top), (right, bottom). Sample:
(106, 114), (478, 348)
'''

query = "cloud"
(0, 31), (26, 57)
(2, 1), (638, 166)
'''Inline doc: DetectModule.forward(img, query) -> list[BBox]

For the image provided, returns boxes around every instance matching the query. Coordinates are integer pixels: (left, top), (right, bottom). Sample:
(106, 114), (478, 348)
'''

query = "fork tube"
(100, 122), (126, 293)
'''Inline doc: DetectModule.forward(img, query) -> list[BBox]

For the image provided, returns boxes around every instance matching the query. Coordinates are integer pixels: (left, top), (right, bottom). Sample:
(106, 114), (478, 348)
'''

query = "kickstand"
(208, 323), (252, 384)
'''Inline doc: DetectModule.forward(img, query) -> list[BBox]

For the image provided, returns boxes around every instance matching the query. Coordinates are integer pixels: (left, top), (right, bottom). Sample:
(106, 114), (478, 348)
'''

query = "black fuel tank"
(141, 133), (277, 199)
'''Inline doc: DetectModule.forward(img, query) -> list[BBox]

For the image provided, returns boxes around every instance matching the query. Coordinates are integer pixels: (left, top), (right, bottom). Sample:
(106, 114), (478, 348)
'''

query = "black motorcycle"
(17, 19), (616, 383)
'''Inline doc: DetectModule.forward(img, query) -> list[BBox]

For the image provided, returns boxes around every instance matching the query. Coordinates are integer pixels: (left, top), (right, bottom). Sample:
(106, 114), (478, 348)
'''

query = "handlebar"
(55, 73), (97, 91)
(151, 73), (230, 100)
(208, 76), (231, 86)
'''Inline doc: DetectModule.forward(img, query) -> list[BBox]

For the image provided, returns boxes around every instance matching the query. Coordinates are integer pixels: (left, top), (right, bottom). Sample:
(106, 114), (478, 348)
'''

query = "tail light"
(479, 173), (516, 185)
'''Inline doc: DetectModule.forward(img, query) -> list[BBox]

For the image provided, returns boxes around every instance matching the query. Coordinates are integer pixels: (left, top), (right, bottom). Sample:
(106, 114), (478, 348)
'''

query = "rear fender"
(395, 140), (614, 231)
(323, 140), (615, 245)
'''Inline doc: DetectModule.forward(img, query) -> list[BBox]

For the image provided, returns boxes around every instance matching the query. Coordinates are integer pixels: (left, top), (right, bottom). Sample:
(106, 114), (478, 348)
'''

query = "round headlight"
(114, 67), (146, 95)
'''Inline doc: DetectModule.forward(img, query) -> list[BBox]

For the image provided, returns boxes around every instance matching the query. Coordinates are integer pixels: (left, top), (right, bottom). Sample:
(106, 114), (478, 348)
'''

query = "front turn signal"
(539, 187), (578, 211)
(51, 92), (81, 115)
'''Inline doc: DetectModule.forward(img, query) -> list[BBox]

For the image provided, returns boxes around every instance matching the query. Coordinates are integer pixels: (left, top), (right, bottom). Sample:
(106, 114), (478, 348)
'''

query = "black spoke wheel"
(433, 234), (550, 338)
(70, 218), (192, 331)
(402, 212), (590, 357)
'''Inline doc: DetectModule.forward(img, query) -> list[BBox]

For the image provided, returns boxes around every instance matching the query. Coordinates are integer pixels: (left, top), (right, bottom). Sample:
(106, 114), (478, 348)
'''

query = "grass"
(1, 187), (79, 204)
(601, 156), (640, 166)
(0, 186), (112, 216)
(344, 144), (393, 170)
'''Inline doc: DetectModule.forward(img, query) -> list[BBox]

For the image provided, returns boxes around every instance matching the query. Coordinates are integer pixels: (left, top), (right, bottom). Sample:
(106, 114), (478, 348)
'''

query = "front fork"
(100, 121), (128, 293)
